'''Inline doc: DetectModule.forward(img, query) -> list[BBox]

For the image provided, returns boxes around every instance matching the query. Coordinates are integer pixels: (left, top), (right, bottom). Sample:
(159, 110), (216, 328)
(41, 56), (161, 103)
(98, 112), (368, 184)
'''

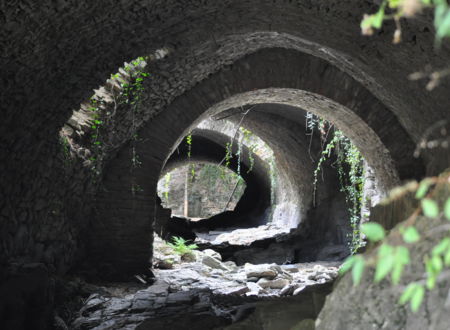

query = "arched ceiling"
(2, 0), (449, 281)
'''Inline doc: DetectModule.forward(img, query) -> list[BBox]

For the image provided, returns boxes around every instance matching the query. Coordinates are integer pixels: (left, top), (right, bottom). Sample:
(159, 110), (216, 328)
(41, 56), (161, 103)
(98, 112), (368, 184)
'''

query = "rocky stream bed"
(71, 236), (340, 330)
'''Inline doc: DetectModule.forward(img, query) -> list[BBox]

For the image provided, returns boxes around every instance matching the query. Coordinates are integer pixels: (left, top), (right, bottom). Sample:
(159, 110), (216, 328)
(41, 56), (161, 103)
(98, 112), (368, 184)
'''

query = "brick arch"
(86, 47), (425, 278)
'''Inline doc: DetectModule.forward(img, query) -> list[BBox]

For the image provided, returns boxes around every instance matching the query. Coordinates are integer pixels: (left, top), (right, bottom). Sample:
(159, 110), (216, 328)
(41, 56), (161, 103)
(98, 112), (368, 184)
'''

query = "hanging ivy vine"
(308, 113), (365, 253)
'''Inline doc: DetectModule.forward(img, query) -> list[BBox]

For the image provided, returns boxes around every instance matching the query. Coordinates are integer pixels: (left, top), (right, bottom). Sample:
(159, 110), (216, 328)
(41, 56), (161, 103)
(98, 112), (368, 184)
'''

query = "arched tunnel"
(155, 129), (273, 234)
(1, 1), (450, 329)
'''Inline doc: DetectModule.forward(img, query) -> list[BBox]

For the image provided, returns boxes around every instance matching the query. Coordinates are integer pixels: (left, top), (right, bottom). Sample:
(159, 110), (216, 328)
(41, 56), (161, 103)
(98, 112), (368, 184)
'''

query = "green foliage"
(361, 0), (450, 45)
(361, 222), (385, 242)
(309, 115), (365, 253)
(401, 226), (420, 243)
(186, 134), (192, 158)
(185, 134), (196, 180)
(167, 236), (198, 256)
(421, 198), (439, 217)
(445, 198), (450, 220)
(59, 135), (71, 166)
(399, 283), (425, 312)
(163, 173), (171, 202)
(85, 57), (150, 183)
(340, 174), (450, 313)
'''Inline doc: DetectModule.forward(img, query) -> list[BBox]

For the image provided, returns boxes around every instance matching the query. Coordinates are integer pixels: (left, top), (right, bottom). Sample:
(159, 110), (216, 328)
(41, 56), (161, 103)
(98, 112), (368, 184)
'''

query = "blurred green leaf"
(375, 245), (395, 282)
(339, 255), (356, 275)
(361, 222), (386, 242)
(421, 199), (439, 217)
(403, 226), (421, 243)
(411, 285), (425, 312)
(399, 283), (417, 305)
(415, 179), (432, 199)
(432, 238), (450, 256)
(431, 255), (443, 273)
(352, 256), (365, 286)
(444, 198), (450, 221)
(444, 248), (450, 266)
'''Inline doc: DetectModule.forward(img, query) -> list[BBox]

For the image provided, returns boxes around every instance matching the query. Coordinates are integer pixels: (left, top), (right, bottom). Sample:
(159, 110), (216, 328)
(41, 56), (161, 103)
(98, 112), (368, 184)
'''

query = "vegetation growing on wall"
(341, 173), (450, 312)
(339, 0), (450, 314)
(307, 114), (365, 253)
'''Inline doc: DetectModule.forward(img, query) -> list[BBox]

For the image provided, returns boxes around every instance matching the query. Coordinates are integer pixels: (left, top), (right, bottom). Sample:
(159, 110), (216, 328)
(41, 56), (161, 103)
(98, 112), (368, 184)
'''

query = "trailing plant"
(59, 135), (72, 167)
(88, 96), (106, 177)
(185, 134), (196, 180)
(240, 127), (257, 174)
(269, 158), (277, 205)
(336, 3), (450, 314)
(117, 57), (150, 194)
(309, 115), (365, 253)
(163, 173), (171, 202)
(340, 172), (450, 313)
(166, 236), (198, 256)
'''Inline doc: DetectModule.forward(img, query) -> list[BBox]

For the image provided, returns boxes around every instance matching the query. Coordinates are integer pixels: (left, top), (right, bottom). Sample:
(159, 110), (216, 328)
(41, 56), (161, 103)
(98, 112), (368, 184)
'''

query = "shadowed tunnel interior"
(1, 1), (450, 329)
(155, 130), (272, 235)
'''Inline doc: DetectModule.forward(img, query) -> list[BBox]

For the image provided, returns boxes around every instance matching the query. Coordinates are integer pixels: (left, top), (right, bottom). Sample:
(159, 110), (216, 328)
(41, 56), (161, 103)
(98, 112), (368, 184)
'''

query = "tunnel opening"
(157, 163), (246, 220)
(150, 104), (384, 268)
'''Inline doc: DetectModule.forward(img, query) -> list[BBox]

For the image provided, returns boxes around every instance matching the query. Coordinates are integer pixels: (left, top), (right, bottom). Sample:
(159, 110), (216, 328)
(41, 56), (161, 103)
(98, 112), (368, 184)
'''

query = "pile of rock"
(72, 247), (340, 329)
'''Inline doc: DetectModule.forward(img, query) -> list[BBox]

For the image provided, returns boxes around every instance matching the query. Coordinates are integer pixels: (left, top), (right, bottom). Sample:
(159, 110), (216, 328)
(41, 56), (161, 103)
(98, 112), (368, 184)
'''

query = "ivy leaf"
(410, 285), (425, 312)
(421, 199), (439, 218)
(444, 198), (450, 221)
(391, 246), (410, 285)
(391, 263), (404, 285)
(352, 256), (365, 286)
(415, 179), (432, 199)
(444, 248), (450, 266)
(431, 255), (443, 273)
(435, 7), (450, 42)
(375, 245), (395, 282)
(371, 8), (385, 29)
(402, 227), (420, 243)
(339, 255), (356, 275)
(361, 222), (385, 242)
(432, 238), (450, 256)
(427, 274), (437, 290)
(396, 246), (410, 264)
(399, 283), (417, 305)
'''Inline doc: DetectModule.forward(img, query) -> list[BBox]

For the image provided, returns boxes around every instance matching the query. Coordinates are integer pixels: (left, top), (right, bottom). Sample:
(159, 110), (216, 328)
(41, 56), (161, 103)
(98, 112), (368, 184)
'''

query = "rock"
(181, 252), (196, 262)
(223, 260), (238, 272)
(203, 249), (222, 261)
(146, 281), (169, 296)
(246, 282), (264, 296)
(281, 265), (299, 273)
(216, 286), (249, 296)
(293, 285), (307, 295)
(280, 284), (295, 296)
(202, 255), (229, 271)
(257, 277), (290, 289)
(247, 277), (259, 282)
(244, 263), (279, 279)
(153, 254), (180, 269)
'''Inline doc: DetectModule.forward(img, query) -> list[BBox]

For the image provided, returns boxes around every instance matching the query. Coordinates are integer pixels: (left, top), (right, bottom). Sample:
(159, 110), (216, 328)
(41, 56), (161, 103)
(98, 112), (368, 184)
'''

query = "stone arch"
(85, 47), (424, 278)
